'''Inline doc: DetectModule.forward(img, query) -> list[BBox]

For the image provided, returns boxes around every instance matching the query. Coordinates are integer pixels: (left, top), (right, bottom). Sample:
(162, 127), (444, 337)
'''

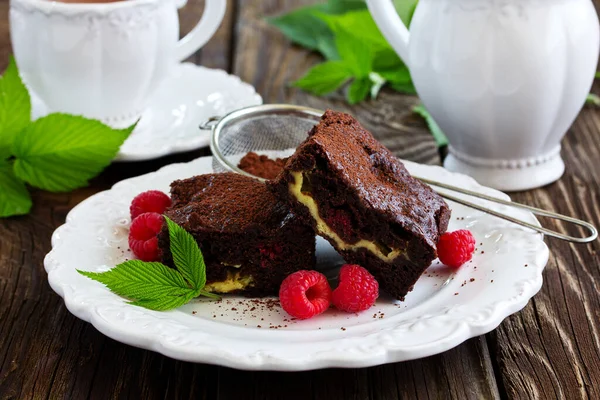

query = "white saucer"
(31, 63), (263, 162)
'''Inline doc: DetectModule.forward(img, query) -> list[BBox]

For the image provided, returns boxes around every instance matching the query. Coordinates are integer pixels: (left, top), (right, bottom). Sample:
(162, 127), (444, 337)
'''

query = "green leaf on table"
(380, 66), (417, 94)
(320, 0), (367, 14)
(271, 0), (421, 104)
(165, 216), (207, 290)
(0, 160), (32, 217)
(333, 28), (373, 77)
(268, 6), (338, 60)
(11, 114), (135, 192)
(393, 0), (419, 26)
(413, 104), (449, 147)
(319, 10), (390, 53)
(293, 61), (352, 95)
(369, 72), (386, 99)
(348, 76), (372, 104)
(372, 47), (405, 72)
(0, 57), (31, 158)
(586, 93), (600, 106)
(390, 80), (417, 94)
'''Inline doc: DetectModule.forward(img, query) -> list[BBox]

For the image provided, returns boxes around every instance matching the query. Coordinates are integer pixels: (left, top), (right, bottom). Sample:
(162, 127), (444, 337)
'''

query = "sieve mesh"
(208, 105), (323, 177)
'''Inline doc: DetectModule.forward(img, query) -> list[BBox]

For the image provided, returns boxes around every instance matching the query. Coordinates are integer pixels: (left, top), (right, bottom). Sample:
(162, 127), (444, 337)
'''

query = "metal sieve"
(202, 104), (322, 180)
(200, 104), (597, 243)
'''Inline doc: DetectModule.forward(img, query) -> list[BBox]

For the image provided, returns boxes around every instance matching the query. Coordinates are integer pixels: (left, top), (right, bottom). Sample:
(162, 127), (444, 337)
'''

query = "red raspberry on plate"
(332, 264), (379, 313)
(128, 212), (164, 262)
(279, 270), (332, 319)
(130, 190), (171, 220)
(437, 229), (476, 269)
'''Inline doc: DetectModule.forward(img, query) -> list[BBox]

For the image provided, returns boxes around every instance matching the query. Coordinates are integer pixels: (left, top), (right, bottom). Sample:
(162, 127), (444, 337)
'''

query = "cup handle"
(176, 0), (227, 61)
(366, 0), (411, 66)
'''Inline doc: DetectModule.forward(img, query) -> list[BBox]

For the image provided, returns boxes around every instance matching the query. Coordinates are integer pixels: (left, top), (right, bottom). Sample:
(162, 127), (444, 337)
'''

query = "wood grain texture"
(0, 0), (598, 398)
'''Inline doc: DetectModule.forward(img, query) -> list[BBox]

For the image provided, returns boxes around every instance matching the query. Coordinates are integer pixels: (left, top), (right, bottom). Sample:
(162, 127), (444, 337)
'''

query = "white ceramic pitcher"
(367, 0), (600, 191)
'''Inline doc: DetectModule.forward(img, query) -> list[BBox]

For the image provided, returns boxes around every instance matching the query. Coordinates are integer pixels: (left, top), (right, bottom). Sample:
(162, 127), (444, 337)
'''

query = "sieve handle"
(200, 116), (221, 131)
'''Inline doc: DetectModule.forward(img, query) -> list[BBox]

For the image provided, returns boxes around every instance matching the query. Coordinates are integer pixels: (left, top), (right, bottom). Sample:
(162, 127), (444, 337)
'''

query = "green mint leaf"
(586, 93), (600, 106)
(334, 28), (373, 76)
(595, 71), (600, 79)
(373, 48), (406, 73)
(78, 261), (192, 301)
(165, 216), (207, 290)
(319, 10), (389, 53)
(268, 0), (367, 60)
(413, 105), (449, 147)
(129, 288), (201, 312)
(379, 65), (417, 93)
(0, 57), (31, 158)
(293, 61), (352, 95)
(197, 289), (221, 300)
(268, 6), (338, 60)
(0, 160), (32, 217)
(12, 114), (135, 192)
(320, 0), (367, 15)
(393, 0), (419, 26)
(390, 81), (417, 94)
(369, 72), (386, 99)
(348, 77), (372, 104)
(379, 65), (412, 85)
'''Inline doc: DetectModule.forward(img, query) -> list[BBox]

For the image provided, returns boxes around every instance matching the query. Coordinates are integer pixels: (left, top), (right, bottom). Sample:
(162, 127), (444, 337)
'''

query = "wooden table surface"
(1, 1), (599, 398)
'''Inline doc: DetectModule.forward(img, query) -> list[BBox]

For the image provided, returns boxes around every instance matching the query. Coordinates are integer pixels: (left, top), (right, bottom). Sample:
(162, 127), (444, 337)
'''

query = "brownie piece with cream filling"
(269, 110), (451, 300)
(158, 173), (315, 297)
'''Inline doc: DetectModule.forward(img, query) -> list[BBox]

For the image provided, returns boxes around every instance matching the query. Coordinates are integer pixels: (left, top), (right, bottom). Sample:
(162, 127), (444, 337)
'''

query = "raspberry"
(437, 229), (476, 269)
(324, 208), (353, 239)
(332, 264), (379, 313)
(258, 243), (283, 268)
(279, 270), (332, 319)
(130, 190), (171, 220)
(128, 212), (164, 261)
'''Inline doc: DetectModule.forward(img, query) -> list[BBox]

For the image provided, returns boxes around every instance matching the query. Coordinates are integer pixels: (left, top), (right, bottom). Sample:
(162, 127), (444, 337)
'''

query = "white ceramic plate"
(32, 63), (263, 162)
(44, 156), (549, 371)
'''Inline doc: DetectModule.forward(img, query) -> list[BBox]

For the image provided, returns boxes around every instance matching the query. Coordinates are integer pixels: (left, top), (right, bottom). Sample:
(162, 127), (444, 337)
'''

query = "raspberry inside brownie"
(269, 110), (451, 300)
(158, 173), (315, 297)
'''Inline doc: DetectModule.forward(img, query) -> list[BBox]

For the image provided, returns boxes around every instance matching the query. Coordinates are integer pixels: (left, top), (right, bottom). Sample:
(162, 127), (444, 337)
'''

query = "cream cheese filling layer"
(204, 270), (253, 293)
(289, 171), (403, 262)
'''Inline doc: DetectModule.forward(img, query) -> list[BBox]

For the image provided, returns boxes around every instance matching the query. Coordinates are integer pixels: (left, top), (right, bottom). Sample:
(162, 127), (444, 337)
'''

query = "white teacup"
(9, 0), (226, 126)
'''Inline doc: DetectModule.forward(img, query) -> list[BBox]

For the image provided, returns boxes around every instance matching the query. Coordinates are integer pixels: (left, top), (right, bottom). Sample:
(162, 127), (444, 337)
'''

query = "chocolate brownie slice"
(269, 110), (451, 300)
(158, 173), (315, 297)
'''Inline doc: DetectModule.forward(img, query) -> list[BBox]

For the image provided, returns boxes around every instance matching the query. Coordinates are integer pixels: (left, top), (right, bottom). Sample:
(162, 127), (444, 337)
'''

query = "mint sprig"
(271, 0), (418, 105)
(0, 58), (31, 158)
(0, 160), (31, 217)
(79, 216), (220, 311)
(413, 105), (449, 147)
(0, 57), (135, 217)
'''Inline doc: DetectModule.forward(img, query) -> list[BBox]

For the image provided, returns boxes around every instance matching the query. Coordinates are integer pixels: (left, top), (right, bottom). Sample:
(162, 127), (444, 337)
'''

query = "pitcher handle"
(176, 0), (227, 61)
(366, 0), (411, 65)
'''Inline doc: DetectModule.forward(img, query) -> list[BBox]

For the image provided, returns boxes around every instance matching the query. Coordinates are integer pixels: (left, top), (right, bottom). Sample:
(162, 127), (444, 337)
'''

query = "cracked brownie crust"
(158, 173), (316, 297)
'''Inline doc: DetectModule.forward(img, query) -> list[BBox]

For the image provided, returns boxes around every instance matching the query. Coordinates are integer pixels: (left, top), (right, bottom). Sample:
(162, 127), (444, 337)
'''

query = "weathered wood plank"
(487, 0), (600, 393)
(230, 1), (500, 399)
(489, 110), (600, 400)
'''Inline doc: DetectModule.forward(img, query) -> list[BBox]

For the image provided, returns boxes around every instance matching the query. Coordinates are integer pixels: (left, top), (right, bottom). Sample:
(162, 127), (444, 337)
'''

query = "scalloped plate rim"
(44, 156), (550, 371)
